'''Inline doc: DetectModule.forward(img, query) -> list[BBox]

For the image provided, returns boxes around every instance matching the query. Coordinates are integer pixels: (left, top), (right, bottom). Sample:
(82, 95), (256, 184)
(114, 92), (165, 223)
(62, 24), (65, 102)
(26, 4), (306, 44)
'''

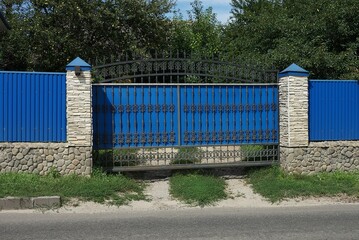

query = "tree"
(169, 0), (223, 56)
(0, 0), (174, 71)
(225, 0), (359, 79)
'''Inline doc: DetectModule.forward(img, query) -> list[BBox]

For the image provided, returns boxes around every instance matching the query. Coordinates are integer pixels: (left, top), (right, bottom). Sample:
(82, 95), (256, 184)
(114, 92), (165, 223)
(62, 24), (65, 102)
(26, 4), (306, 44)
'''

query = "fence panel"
(0, 71), (66, 142)
(309, 80), (359, 141)
(92, 84), (278, 149)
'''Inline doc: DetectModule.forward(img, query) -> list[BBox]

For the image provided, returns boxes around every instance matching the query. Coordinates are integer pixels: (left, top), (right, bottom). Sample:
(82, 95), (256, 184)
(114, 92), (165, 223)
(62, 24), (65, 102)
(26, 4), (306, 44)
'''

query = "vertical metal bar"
(259, 86), (263, 160)
(112, 86), (115, 167)
(177, 85), (181, 146)
(266, 85), (269, 142)
(141, 85), (145, 163)
(205, 85), (209, 163)
(170, 84), (174, 160)
(103, 85), (106, 149)
(192, 85), (195, 146)
(198, 85), (202, 164)
(272, 84), (276, 142)
(246, 86), (249, 143)
(219, 85), (223, 142)
(155, 50), (158, 84)
(176, 50), (179, 84)
(219, 85), (224, 162)
(155, 85), (159, 165)
(119, 85), (123, 167)
(163, 50), (167, 84)
(119, 85), (122, 147)
(232, 85), (236, 162)
(212, 85), (216, 162)
(111, 86), (116, 148)
(134, 85), (137, 151)
(253, 85), (256, 146)
(149, 84), (152, 147)
(127, 86), (130, 148)
(102, 86), (107, 168)
(276, 83), (280, 162)
(226, 85), (229, 162)
(163, 86), (167, 164)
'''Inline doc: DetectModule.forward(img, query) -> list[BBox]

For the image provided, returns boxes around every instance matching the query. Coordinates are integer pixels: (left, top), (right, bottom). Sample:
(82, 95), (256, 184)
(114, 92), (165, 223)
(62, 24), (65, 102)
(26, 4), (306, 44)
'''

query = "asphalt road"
(1, 205), (359, 240)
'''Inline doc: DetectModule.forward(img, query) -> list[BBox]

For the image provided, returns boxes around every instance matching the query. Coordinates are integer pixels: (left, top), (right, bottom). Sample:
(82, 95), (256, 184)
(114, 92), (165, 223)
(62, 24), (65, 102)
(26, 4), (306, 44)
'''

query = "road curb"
(0, 196), (61, 210)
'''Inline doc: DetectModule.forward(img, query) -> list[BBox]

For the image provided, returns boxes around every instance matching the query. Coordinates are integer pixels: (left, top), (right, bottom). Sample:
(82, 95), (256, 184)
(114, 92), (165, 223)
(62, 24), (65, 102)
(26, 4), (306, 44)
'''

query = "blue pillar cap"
(279, 63), (309, 78)
(66, 57), (91, 71)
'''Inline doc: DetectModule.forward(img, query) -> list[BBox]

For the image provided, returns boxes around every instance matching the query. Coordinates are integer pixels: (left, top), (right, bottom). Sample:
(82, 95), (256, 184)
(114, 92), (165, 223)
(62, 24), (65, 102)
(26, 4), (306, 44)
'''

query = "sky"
(173, 0), (233, 24)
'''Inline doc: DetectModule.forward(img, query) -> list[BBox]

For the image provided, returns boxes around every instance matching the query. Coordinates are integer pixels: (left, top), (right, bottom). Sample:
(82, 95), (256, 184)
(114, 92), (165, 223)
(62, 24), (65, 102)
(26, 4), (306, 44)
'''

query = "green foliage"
(248, 166), (359, 202)
(169, 173), (227, 206)
(0, 172), (146, 205)
(172, 147), (203, 165)
(225, 0), (359, 79)
(1, 0), (357, 79)
(241, 145), (264, 161)
(169, 0), (223, 56)
(0, 0), (174, 71)
(47, 167), (61, 178)
(93, 149), (142, 167)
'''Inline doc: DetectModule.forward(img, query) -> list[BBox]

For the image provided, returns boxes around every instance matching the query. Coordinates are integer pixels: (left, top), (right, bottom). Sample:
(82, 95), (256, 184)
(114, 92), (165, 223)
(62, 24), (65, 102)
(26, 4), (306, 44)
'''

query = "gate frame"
(91, 52), (280, 172)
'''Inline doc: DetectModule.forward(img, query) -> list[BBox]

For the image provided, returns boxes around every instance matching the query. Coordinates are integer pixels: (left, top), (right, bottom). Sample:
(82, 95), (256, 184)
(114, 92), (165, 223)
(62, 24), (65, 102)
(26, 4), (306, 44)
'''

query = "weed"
(248, 166), (359, 202)
(169, 173), (227, 206)
(93, 149), (142, 167)
(0, 172), (145, 206)
(172, 147), (203, 165)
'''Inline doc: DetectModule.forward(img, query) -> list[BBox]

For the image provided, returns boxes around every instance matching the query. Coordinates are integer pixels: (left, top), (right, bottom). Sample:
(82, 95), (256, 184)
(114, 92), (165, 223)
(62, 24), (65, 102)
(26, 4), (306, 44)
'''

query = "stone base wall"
(281, 141), (359, 174)
(0, 143), (92, 175)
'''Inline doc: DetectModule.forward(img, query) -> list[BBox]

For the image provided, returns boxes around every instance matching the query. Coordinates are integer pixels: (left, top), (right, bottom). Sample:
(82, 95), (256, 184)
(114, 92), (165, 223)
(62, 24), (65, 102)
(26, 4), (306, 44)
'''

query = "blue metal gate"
(92, 51), (279, 171)
(93, 84), (278, 148)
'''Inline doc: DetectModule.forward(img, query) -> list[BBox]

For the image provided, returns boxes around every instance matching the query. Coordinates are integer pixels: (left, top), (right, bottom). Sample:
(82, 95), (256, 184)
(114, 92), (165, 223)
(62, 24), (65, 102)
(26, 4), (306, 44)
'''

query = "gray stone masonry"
(0, 143), (92, 175)
(281, 141), (359, 175)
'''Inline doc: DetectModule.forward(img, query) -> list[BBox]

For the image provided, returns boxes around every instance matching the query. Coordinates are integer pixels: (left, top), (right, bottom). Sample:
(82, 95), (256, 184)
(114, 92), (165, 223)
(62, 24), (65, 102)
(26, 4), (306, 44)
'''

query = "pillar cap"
(279, 63), (309, 78)
(66, 57), (91, 71)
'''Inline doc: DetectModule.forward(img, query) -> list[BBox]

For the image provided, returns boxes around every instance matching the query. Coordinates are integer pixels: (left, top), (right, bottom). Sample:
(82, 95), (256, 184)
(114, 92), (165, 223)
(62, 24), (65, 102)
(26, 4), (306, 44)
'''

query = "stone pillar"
(278, 63), (310, 173)
(65, 57), (93, 175)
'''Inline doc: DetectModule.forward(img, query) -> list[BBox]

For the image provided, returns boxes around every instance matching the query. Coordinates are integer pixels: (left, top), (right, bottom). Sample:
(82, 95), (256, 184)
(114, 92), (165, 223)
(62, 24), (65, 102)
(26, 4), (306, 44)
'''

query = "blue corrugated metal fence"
(309, 80), (359, 141)
(0, 71), (66, 142)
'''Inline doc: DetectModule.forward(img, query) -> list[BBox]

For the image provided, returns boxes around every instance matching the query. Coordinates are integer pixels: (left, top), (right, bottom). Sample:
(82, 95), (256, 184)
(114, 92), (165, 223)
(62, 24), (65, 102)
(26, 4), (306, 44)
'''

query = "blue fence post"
(66, 57), (93, 175)
(278, 63), (310, 173)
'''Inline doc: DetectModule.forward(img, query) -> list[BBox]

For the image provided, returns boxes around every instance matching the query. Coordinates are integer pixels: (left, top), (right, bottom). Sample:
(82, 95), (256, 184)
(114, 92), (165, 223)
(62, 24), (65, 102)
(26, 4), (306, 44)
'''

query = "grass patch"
(93, 149), (142, 167)
(248, 166), (359, 202)
(169, 173), (227, 206)
(171, 147), (203, 165)
(241, 145), (277, 161)
(0, 169), (146, 206)
(241, 145), (264, 161)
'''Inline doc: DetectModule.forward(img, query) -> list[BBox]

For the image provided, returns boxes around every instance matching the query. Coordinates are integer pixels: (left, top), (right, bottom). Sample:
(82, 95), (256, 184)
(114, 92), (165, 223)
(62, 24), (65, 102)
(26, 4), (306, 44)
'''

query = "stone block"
(0, 197), (21, 210)
(20, 198), (33, 208)
(16, 153), (24, 160)
(22, 148), (30, 156)
(57, 160), (65, 167)
(32, 196), (61, 208)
